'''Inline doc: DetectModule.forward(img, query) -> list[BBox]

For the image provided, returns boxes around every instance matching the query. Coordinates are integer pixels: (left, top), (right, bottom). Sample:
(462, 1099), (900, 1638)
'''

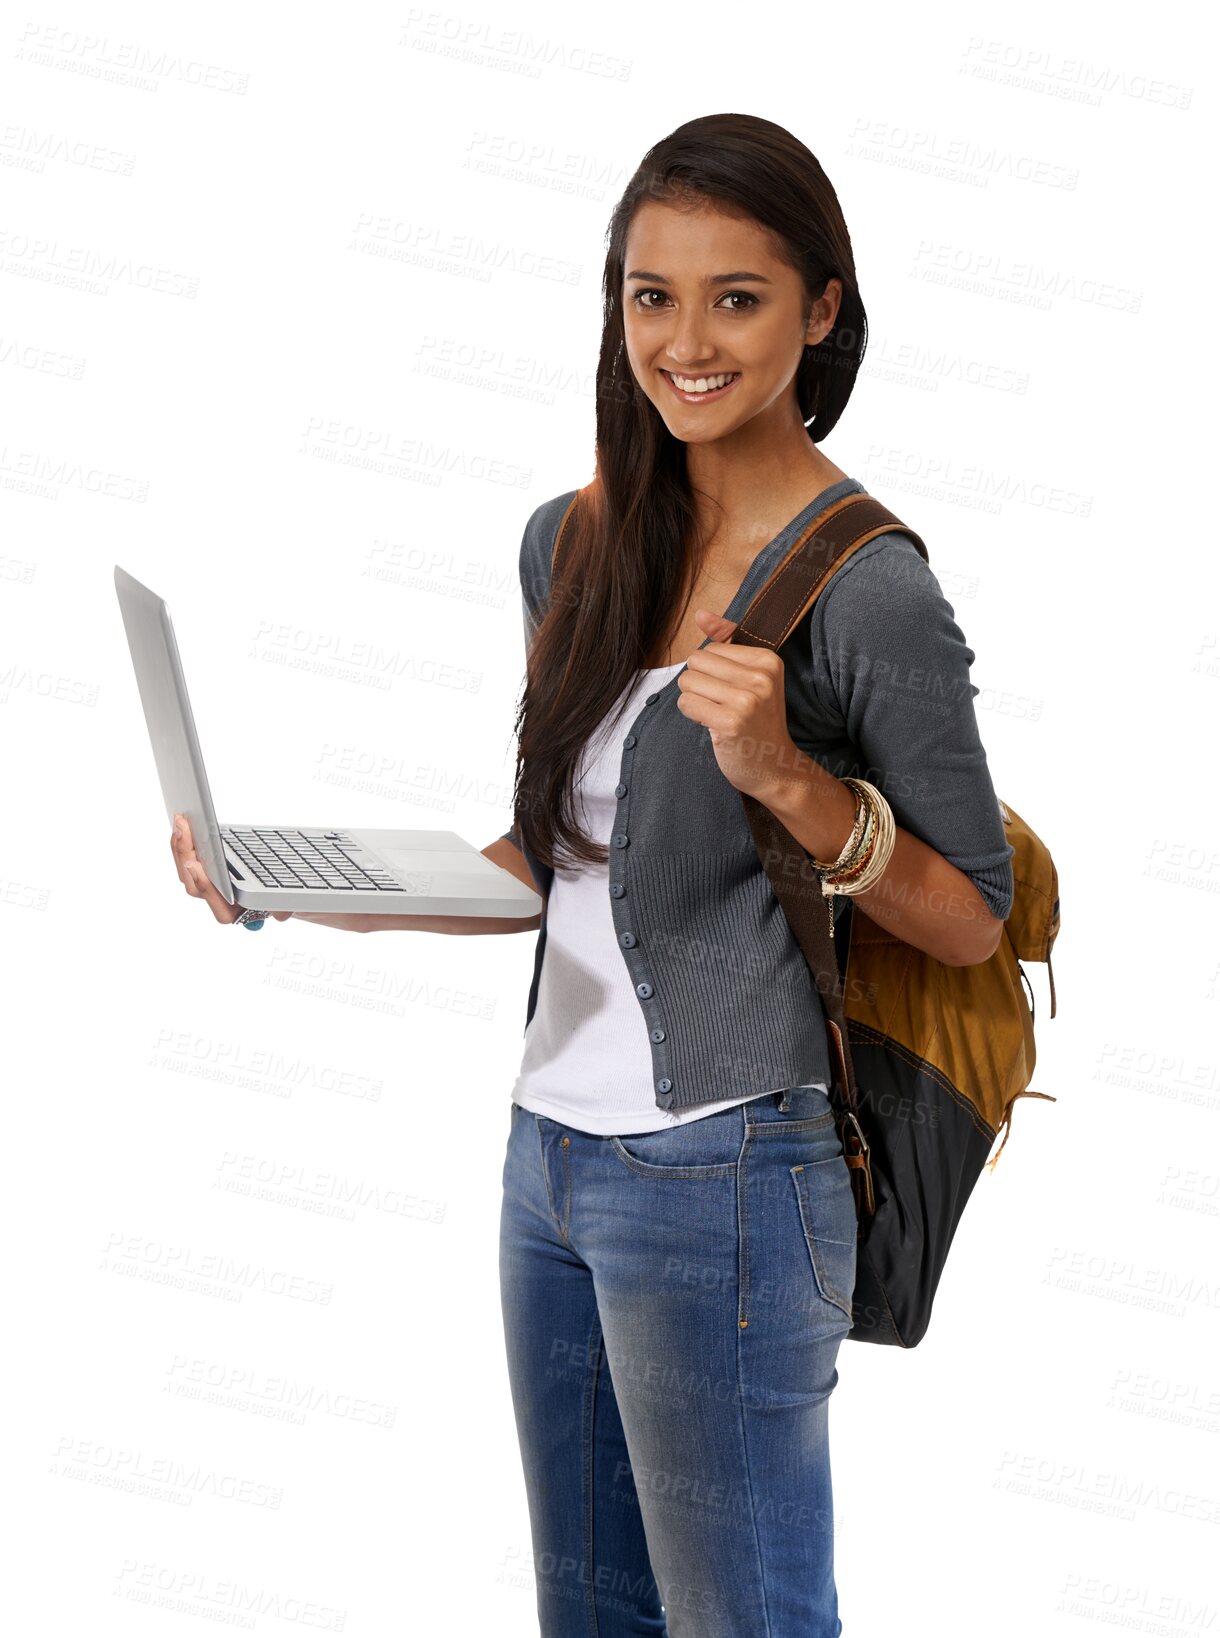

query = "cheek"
(624, 329), (652, 372)
(620, 330), (648, 382)
(737, 312), (802, 367)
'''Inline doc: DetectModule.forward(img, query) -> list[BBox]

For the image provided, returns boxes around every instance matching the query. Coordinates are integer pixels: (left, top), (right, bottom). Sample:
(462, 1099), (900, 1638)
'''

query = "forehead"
(624, 198), (785, 272)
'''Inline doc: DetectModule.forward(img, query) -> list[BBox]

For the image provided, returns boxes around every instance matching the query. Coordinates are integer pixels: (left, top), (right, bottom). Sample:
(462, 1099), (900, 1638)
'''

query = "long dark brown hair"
(509, 112), (867, 873)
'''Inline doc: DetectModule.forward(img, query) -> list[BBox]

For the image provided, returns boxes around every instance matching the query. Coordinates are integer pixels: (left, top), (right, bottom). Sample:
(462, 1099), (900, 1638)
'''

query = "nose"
(665, 308), (717, 369)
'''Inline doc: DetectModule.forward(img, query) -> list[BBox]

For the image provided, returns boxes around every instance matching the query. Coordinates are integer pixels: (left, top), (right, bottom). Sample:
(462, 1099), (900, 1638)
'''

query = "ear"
(805, 276), (843, 346)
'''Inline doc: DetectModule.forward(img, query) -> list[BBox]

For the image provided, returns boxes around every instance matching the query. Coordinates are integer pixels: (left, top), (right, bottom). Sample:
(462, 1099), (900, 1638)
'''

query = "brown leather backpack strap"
(733, 494), (927, 1220)
(739, 788), (876, 1218)
(737, 493), (927, 649)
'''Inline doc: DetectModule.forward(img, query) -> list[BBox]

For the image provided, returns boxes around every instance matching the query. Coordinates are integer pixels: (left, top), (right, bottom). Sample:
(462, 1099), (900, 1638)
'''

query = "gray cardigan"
(501, 477), (1015, 1116)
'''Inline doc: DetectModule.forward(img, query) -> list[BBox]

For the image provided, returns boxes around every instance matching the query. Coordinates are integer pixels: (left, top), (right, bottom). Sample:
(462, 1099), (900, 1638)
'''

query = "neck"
(682, 415), (848, 548)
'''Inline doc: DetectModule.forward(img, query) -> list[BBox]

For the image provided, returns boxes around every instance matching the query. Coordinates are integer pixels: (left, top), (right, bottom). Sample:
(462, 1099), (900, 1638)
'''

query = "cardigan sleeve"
(807, 533), (1015, 921)
(497, 490), (579, 847)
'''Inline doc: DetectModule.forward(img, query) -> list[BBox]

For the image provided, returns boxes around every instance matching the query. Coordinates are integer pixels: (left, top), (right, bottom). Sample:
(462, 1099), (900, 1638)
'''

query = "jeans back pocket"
(791, 1156), (857, 1321)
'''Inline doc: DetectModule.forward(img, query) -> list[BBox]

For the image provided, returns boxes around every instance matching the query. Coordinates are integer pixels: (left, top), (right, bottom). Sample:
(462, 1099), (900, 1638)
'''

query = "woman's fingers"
(170, 813), (192, 887)
(188, 860), (243, 923)
(172, 813), (294, 926)
(172, 813), (239, 924)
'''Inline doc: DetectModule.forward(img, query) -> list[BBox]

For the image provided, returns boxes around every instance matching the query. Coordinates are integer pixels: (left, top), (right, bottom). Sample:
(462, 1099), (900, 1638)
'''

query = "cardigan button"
(615, 782), (627, 798)
(609, 883), (625, 898)
(636, 982), (653, 999)
(623, 734), (636, 749)
(657, 1078), (673, 1095)
(621, 932), (637, 948)
(650, 1027), (666, 1043)
(612, 833), (629, 848)
(645, 692), (659, 705)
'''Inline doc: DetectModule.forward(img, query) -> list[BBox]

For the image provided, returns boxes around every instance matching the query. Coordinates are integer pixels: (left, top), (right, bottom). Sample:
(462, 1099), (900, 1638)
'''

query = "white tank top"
(509, 663), (827, 1135)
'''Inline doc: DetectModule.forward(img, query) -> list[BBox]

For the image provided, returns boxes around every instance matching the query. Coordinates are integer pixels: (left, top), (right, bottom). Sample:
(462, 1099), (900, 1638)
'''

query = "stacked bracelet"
(811, 777), (897, 933)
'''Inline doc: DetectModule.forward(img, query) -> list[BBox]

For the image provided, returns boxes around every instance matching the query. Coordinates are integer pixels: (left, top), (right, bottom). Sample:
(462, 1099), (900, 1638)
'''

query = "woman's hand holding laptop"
(170, 814), (365, 932)
(169, 814), (541, 937)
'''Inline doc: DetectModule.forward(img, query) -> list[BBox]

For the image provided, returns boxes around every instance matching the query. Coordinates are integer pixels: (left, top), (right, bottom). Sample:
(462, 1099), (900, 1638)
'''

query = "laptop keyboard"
(221, 828), (406, 892)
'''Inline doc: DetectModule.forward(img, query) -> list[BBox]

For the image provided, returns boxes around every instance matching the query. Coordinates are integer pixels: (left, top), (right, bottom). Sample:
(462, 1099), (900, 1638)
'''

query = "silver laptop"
(114, 565), (541, 919)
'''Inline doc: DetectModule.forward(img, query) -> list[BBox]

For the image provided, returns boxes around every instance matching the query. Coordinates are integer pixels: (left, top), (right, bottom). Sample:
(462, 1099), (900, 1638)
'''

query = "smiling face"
(622, 195), (841, 447)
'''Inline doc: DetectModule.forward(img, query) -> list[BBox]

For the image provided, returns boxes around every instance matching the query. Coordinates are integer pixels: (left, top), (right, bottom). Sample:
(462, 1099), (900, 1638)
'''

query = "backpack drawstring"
(987, 1088), (1058, 1172)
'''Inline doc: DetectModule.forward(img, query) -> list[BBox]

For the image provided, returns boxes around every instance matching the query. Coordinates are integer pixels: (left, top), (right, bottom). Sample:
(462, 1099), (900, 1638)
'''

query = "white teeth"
(667, 371), (738, 394)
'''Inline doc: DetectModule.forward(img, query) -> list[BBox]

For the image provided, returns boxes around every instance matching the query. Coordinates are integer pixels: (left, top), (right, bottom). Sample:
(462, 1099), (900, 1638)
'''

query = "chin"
(658, 415), (740, 445)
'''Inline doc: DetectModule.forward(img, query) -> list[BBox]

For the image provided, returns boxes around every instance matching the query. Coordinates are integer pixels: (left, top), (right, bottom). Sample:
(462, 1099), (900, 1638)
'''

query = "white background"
(2, 2), (1217, 1633)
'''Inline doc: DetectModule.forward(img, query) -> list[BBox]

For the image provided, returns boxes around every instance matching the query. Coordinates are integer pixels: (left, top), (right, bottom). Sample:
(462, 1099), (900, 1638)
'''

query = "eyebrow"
(625, 270), (773, 287)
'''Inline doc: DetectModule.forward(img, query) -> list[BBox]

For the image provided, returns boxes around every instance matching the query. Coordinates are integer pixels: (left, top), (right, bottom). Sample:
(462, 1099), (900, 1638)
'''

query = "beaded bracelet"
(813, 786), (870, 877)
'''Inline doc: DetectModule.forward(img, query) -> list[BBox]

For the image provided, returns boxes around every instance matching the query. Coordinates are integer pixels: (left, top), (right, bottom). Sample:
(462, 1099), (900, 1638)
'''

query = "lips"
(660, 369), (741, 403)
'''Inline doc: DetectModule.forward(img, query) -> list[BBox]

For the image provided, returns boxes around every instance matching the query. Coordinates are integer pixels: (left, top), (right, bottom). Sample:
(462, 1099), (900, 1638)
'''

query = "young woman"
(173, 114), (1014, 1638)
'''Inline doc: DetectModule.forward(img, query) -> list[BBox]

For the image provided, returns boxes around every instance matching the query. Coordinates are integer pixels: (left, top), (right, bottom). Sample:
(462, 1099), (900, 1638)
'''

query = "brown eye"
(629, 289), (759, 312)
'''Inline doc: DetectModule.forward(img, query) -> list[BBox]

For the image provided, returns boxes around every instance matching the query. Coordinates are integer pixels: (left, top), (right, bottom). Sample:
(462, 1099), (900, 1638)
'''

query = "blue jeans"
(499, 1084), (857, 1637)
